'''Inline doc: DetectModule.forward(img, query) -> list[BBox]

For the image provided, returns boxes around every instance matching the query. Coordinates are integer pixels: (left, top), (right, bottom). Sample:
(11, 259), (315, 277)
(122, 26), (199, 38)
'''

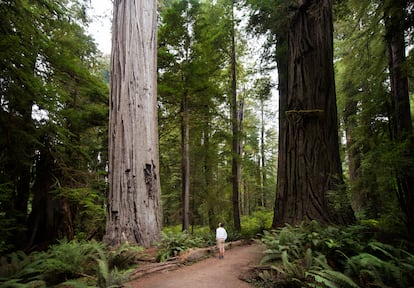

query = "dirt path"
(126, 244), (263, 288)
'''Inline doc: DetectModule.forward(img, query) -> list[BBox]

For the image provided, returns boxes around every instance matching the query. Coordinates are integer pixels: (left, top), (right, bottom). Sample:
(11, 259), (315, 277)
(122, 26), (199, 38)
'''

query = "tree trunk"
(272, 34), (288, 228)
(13, 106), (34, 249)
(343, 98), (363, 213)
(181, 89), (190, 232)
(105, 0), (162, 248)
(384, 0), (414, 238)
(202, 126), (216, 232)
(260, 96), (266, 208)
(27, 138), (74, 250)
(273, 0), (353, 227)
(231, 3), (241, 231)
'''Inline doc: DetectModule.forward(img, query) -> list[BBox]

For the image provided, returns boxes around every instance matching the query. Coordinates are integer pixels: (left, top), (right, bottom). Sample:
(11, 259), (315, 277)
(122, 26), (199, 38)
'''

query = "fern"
(0, 278), (47, 288)
(367, 241), (397, 260)
(307, 270), (361, 288)
(345, 252), (408, 287)
(107, 242), (143, 270)
(0, 251), (31, 279)
(28, 238), (105, 281)
(97, 259), (109, 288)
(260, 249), (282, 264)
(156, 231), (205, 262)
(0, 239), (135, 287)
(258, 222), (414, 288)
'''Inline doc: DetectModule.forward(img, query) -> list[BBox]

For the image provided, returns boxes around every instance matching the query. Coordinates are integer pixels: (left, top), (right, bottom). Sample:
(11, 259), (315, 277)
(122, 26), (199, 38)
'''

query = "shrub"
(257, 222), (414, 288)
(156, 231), (206, 262)
(0, 239), (139, 287)
(241, 209), (273, 238)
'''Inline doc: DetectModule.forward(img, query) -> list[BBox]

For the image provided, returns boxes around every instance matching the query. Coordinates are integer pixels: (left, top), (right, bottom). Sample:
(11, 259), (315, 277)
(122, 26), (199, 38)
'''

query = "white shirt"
(216, 227), (227, 240)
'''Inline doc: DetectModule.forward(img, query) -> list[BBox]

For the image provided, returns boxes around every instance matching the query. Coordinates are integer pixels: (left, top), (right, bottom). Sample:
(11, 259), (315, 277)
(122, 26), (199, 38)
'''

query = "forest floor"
(126, 242), (264, 288)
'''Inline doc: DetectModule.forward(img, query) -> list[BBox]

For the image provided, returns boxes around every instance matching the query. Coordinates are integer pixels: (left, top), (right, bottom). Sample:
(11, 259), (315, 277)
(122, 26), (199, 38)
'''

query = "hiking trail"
(126, 243), (263, 288)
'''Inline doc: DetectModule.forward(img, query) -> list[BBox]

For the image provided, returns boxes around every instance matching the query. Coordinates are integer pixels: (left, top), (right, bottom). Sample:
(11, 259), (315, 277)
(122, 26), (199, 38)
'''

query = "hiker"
(216, 222), (227, 259)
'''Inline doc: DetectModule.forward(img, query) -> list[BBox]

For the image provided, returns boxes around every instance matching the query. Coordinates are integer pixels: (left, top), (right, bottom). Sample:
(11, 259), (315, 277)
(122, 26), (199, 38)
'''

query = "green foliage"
(344, 241), (414, 288)
(306, 270), (360, 288)
(158, 0), (276, 232)
(241, 209), (273, 238)
(107, 242), (144, 271)
(0, 240), (139, 287)
(0, 0), (108, 252)
(158, 0), (236, 229)
(156, 231), (206, 262)
(52, 187), (106, 240)
(95, 260), (131, 288)
(334, 0), (414, 234)
(257, 222), (414, 288)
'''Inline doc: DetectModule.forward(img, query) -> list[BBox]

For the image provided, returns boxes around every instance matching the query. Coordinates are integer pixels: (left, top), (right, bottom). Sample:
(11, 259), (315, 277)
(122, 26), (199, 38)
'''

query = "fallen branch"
(129, 261), (180, 280)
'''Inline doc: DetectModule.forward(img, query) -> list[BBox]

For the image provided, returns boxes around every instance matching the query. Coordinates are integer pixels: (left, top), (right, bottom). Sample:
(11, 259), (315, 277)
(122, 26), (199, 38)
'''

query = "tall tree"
(383, 0), (414, 237)
(334, 0), (390, 217)
(335, 0), (414, 234)
(273, 0), (353, 226)
(245, 0), (289, 224)
(158, 0), (198, 232)
(179, 0), (194, 232)
(253, 76), (274, 208)
(158, 0), (238, 230)
(105, 0), (162, 247)
(229, 0), (241, 232)
(1, 0), (108, 251)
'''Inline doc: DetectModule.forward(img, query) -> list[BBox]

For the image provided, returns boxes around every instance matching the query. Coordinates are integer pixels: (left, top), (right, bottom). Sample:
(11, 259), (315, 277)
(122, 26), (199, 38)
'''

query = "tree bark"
(181, 89), (190, 232)
(272, 33), (288, 228)
(105, 0), (162, 248)
(260, 96), (266, 207)
(231, 3), (241, 231)
(273, 0), (353, 227)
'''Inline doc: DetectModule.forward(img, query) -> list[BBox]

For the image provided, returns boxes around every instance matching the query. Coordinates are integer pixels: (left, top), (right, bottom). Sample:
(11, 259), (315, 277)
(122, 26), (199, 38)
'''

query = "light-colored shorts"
(216, 238), (225, 249)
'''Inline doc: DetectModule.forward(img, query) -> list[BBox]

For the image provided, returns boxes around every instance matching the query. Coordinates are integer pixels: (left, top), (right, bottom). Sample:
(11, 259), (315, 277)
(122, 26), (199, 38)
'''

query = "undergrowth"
(156, 231), (206, 262)
(256, 221), (414, 288)
(0, 239), (143, 288)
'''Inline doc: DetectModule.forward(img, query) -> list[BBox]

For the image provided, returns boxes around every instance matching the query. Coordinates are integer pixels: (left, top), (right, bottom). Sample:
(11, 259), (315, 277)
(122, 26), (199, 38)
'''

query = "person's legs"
(216, 239), (221, 258)
(217, 239), (225, 259)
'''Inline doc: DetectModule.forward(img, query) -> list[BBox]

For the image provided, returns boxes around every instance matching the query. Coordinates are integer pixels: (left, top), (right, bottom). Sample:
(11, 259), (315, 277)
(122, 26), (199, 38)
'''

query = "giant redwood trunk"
(104, 0), (162, 248)
(273, 0), (353, 227)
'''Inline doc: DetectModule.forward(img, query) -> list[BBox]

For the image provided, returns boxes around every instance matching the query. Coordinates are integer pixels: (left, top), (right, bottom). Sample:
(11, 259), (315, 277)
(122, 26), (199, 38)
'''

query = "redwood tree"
(104, 0), (162, 247)
(273, 0), (353, 227)
(384, 0), (414, 237)
(230, 1), (241, 232)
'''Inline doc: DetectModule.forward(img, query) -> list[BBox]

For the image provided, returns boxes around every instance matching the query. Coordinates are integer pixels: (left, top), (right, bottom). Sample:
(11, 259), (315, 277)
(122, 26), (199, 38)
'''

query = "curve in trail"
(126, 244), (263, 288)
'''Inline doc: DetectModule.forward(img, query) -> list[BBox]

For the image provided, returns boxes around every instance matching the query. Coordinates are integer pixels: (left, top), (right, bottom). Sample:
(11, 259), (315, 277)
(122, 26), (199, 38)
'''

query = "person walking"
(216, 223), (227, 259)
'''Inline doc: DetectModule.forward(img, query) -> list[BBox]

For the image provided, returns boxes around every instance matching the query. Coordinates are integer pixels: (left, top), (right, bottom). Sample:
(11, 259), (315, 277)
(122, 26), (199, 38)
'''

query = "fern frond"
(97, 258), (109, 287)
(367, 241), (396, 260)
(312, 253), (331, 270)
(260, 253), (282, 264)
(0, 278), (28, 288)
(304, 248), (314, 270)
(307, 270), (361, 288)
(0, 278), (47, 288)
